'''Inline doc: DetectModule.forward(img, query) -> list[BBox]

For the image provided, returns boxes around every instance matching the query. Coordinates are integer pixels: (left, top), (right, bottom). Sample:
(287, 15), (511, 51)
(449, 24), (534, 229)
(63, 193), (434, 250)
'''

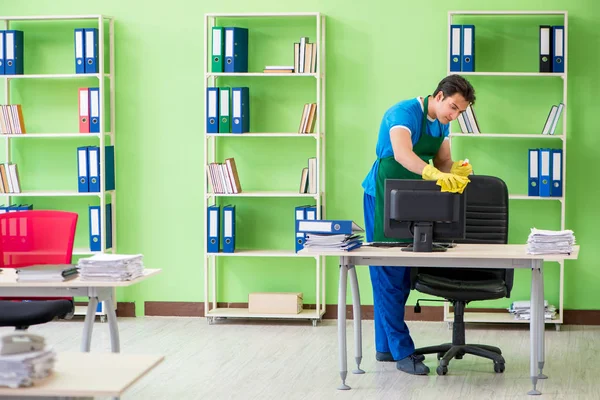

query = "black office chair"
(0, 300), (74, 330)
(411, 175), (512, 375)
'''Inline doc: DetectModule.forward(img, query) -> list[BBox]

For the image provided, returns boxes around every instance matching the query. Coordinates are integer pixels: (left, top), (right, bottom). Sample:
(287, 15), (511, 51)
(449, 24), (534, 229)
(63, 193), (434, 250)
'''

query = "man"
(361, 74), (475, 375)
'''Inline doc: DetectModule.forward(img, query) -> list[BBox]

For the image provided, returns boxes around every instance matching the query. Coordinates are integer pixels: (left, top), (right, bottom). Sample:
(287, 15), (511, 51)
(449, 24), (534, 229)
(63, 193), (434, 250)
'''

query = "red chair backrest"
(0, 210), (78, 268)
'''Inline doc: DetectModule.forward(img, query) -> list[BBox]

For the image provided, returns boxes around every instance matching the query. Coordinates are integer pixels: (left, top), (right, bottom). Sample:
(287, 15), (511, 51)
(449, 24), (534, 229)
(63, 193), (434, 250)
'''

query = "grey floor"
(4, 316), (600, 400)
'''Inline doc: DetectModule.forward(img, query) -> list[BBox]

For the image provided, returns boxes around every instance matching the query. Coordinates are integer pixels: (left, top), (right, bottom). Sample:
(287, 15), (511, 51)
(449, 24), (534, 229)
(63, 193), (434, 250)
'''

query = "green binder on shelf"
(219, 87), (231, 133)
(211, 27), (225, 73)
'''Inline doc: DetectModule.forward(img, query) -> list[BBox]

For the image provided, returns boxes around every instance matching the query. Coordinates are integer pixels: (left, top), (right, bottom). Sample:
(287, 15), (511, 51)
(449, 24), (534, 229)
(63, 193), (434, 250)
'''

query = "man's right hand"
(421, 164), (470, 194)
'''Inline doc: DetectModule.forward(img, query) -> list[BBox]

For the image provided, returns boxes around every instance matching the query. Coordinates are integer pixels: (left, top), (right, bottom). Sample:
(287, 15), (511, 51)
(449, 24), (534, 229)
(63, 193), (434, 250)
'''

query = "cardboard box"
(248, 292), (303, 314)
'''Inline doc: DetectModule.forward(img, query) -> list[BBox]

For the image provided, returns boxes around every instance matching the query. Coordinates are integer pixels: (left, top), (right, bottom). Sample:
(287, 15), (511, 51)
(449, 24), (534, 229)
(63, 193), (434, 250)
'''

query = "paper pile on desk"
(526, 228), (575, 255)
(0, 334), (55, 388)
(15, 264), (79, 282)
(508, 300), (557, 320)
(304, 233), (364, 251)
(77, 254), (144, 281)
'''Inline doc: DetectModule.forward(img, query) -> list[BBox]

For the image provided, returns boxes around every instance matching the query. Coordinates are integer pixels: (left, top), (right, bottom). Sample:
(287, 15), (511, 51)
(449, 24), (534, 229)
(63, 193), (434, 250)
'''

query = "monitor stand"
(401, 222), (448, 252)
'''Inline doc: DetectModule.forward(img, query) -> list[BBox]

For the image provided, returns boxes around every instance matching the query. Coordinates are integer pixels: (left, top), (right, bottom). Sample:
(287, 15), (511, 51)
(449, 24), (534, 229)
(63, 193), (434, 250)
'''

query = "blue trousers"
(363, 192), (415, 360)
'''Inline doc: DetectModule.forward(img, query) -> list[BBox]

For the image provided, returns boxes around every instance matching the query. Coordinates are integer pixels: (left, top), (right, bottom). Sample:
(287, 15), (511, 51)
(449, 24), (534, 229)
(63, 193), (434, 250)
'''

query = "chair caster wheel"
(436, 365), (448, 375)
(437, 352), (444, 360)
(494, 362), (505, 373)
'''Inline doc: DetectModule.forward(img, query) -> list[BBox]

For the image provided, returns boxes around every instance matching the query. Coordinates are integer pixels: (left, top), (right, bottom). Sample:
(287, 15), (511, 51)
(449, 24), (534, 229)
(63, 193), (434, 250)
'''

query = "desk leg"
(348, 265), (364, 375)
(81, 297), (98, 352)
(537, 260), (547, 379)
(337, 262), (350, 390)
(105, 295), (121, 353)
(528, 261), (541, 396)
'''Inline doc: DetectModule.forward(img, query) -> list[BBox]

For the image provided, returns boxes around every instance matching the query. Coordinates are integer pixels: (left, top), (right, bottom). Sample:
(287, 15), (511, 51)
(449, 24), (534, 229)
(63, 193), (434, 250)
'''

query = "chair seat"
(415, 273), (507, 301)
(0, 300), (74, 328)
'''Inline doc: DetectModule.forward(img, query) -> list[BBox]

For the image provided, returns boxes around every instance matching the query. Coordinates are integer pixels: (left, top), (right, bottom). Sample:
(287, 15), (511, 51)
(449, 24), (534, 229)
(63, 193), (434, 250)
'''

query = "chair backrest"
(411, 175), (513, 297)
(0, 210), (78, 268)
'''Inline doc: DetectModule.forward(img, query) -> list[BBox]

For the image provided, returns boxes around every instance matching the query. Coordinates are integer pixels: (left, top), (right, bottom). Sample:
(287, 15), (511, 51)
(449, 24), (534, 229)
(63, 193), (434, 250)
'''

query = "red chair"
(0, 210), (78, 329)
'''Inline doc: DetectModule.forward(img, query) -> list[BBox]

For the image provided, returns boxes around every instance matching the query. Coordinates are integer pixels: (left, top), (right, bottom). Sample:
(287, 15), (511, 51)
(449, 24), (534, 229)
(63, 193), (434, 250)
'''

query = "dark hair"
(433, 74), (476, 105)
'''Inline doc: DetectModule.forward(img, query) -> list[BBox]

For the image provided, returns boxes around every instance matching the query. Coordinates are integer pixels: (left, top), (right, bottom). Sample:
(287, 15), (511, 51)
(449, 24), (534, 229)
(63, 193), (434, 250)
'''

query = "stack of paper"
(507, 300), (557, 321)
(526, 228), (575, 255)
(77, 254), (144, 281)
(16, 264), (79, 282)
(0, 334), (55, 388)
(304, 233), (363, 252)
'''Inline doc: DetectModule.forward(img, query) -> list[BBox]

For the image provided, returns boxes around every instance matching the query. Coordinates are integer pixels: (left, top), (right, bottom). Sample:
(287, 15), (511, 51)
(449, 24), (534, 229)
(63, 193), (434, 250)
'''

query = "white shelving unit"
(0, 14), (117, 321)
(203, 12), (326, 326)
(446, 10), (568, 330)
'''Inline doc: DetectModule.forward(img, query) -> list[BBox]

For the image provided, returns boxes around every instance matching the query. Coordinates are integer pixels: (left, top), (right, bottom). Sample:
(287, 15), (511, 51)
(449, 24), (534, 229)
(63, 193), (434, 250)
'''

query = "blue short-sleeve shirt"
(361, 97), (450, 197)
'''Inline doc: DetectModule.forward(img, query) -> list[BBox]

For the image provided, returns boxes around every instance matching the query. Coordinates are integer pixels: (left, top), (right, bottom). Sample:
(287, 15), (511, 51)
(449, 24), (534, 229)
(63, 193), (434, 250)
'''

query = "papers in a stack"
(526, 228), (575, 255)
(507, 300), (557, 321)
(77, 253), (144, 281)
(304, 233), (364, 251)
(15, 264), (79, 282)
(0, 333), (55, 388)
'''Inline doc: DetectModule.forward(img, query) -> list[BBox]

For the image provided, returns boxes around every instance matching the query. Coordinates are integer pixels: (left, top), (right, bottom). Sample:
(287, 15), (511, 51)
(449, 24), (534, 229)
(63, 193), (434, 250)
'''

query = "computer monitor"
(383, 179), (466, 252)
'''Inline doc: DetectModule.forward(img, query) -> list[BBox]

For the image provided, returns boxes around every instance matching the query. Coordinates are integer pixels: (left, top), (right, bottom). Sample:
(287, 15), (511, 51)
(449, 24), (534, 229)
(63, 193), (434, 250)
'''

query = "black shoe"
(376, 351), (425, 362)
(396, 354), (430, 375)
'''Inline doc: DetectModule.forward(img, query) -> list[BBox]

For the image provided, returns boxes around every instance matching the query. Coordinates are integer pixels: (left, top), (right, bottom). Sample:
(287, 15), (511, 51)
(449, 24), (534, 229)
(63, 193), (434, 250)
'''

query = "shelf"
(445, 311), (561, 324)
(509, 194), (563, 201)
(450, 11), (567, 16)
(454, 72), (564, 78)
(208, 249), (318, 258)
(207, 307), (325, 320)
(207, 191), (319, 198)
(207, 72), (318, 77)
(0, 133), (104, 138)
(1, 73), (111, 79)
(0, 190), (115, 197)
(0, 14), (113, 21)
(206, 133), (318, 138)
(450, 133), (563, 139)
(206, 12), (321, 18)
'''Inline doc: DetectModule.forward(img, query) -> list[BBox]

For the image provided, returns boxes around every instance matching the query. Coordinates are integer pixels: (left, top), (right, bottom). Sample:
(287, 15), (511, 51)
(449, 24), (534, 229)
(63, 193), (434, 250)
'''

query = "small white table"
(0, 269), (161, 353)
(299, 244), (580, 395)
(0, 351), (164, 399)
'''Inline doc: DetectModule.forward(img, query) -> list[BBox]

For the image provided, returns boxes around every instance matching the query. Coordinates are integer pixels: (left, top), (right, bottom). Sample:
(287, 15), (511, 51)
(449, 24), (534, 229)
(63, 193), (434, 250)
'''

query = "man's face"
(436, 93), (470, 124)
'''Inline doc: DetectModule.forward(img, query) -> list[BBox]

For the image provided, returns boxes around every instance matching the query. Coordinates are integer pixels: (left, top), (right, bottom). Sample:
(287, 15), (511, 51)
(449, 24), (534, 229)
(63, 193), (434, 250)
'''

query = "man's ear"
(435, 91), (444, 102)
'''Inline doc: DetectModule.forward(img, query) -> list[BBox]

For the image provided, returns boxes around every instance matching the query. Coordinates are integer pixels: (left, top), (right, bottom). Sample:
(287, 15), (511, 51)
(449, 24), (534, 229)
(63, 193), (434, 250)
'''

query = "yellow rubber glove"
(450, 159), (473, 177)
(422, 164), (470, 194)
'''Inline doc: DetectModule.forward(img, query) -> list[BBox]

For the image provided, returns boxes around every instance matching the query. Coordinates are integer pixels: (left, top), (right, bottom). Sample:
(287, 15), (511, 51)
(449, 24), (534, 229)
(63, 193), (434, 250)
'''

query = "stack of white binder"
(0, 333), (55, 388)
(77, 254), (144, 281)
(526, 228), (575, 255)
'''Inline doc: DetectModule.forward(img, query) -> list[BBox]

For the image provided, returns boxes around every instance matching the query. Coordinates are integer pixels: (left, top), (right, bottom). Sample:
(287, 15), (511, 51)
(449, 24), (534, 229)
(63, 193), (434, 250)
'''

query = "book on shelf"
(299, 157), (317, 194)
(207, 157), (242, 194)
(263, 65), (294, 73)
(0, 105), (26, 134)
(298, 103), (317, 134)
(0, 163), (21, 194)
(541, 103), (564, 135)
(294, 37), (317, 73)
(456, 104), (480, 134)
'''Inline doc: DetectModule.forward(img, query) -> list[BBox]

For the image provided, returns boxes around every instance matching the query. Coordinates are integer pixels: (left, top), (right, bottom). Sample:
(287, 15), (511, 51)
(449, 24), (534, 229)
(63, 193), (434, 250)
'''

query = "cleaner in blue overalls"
(361, 75), (475, 375)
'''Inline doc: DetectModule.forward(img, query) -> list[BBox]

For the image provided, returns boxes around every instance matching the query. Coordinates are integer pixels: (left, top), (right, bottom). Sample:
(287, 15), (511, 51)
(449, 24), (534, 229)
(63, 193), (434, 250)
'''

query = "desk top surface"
(0, 268), (161, 287)
(0, 351), (164, 397)
(300, 243), (580, 261)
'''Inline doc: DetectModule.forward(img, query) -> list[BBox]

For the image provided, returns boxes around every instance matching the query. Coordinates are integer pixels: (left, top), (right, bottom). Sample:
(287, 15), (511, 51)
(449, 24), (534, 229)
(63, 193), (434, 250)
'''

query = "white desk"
(299, 244), (580, 396)
(0, 351), (164, 399)
(0, 269), (161, 353)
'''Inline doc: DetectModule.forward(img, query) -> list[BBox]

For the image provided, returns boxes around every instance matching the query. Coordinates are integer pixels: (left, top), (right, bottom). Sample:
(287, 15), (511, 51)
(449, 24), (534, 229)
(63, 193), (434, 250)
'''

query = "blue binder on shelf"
(450, 25), (462, 72)
(88, 204), (112, 252)
(222, 204), (236, 253)
(85, 145), (115, 192)
(0, 31), (5, 75)
(294, 205), (307, 252)
(296, 219), (363, 235)
(551, 149), (563, 197)
(224, 27), (248, 73)
(539, 148), (552, 197)
(552, 26), (564, 73)
(5, 30), (24, 75)
(207, 205), (220, 253)
(528, 149), (539, 196)
(74, 28), (85, 74)
(206, 87), (219, 133)
(89, 87), (100, 133)
(231, 87), (249, 134)
(84, 28), (98, 73)
(77, 146), (89, 192)
(461, 25), (475, 72)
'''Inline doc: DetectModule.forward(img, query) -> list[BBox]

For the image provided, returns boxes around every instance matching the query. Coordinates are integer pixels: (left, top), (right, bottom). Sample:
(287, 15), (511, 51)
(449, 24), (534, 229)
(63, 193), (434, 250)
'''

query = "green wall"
(1, 1), (598, 316)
